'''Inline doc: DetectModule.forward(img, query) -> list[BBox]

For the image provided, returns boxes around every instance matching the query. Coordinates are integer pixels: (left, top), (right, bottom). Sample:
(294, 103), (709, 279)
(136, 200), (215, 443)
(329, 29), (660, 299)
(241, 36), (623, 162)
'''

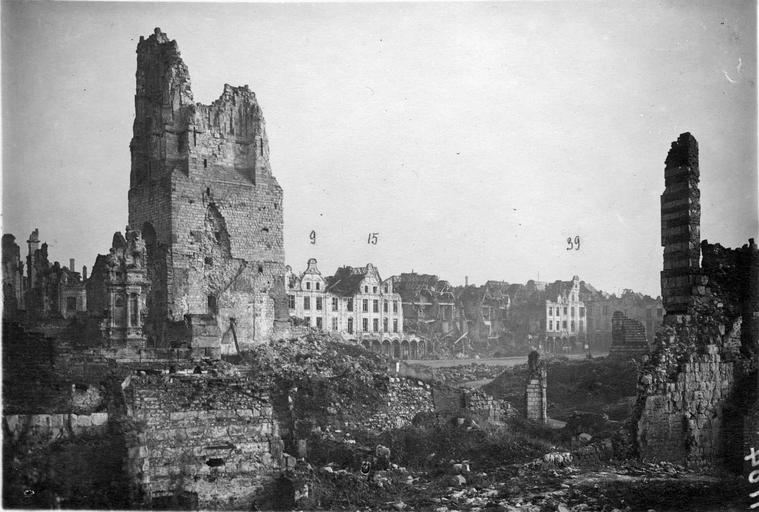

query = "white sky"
(2, 1), (757, 297)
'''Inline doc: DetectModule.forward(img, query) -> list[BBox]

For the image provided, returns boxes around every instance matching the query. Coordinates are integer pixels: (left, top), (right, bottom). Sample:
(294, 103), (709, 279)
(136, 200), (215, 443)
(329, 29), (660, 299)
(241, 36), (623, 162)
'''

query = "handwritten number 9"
(309, 231), (316, 245)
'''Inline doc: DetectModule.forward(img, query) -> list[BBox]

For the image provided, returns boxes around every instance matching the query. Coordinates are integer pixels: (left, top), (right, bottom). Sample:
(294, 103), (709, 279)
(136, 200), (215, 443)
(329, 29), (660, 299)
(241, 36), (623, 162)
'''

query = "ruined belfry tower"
(128, 28), (288, 353)
(660, 132), (700, 321)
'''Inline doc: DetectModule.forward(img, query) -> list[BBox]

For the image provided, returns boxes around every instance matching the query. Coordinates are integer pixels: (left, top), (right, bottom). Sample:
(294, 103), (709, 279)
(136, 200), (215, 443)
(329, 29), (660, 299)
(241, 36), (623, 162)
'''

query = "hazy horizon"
(3, 1), (757, 297)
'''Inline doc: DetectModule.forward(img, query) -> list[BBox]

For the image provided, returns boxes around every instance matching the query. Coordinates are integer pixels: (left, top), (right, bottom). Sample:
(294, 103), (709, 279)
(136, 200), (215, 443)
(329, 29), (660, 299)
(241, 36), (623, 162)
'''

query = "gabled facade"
(286, 260), (428, 358)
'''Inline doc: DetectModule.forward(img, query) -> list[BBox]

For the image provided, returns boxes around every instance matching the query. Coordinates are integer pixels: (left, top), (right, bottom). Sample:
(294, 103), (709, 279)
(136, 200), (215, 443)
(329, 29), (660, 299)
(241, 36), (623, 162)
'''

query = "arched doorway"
(401, 340), (410, 360)
(371, 339), (381, 353)
(382, 340), (392, 357)
(392, 340), (401, 359)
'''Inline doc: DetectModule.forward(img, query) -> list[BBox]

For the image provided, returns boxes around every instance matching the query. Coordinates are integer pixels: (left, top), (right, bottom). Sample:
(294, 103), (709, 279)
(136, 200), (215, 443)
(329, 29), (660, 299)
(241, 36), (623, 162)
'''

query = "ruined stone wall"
(124, 374), (283, 509)
(608, 311), (650, 360)
(636, 345), (734, 467)
(3, 412), (109, 444)
(660, 132), (700, 317)
(633, 133), (758, 471)
(2, 234), (24, 320)
(127, 28), (286, 351)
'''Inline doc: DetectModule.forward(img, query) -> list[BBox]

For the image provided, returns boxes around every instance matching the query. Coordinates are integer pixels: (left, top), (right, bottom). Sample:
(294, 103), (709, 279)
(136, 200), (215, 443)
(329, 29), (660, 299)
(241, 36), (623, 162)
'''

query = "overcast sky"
(2, 1), (756, 297)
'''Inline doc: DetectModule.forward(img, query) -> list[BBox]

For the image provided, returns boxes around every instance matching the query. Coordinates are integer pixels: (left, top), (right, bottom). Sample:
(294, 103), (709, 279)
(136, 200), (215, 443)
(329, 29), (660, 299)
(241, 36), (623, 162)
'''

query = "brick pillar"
(524, 350), (547, 423)
(660, 132), (701, 322)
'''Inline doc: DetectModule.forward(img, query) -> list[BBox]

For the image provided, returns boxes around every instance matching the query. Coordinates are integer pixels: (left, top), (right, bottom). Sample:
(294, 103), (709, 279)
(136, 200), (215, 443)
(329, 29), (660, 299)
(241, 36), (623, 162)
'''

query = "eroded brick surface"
(128, 28), (287, 352)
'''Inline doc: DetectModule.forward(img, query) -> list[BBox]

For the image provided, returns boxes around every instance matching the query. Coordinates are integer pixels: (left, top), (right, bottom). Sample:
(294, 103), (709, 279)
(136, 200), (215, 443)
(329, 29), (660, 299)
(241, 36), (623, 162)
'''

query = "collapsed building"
(633, 132), (759, 470)
(126, 28), (288, 354)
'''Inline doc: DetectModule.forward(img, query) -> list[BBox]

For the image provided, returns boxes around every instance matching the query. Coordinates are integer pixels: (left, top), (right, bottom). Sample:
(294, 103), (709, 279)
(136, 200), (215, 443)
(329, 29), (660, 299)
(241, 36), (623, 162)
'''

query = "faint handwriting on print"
(746, 447), (759, 508)
(566, 236), (581, 251)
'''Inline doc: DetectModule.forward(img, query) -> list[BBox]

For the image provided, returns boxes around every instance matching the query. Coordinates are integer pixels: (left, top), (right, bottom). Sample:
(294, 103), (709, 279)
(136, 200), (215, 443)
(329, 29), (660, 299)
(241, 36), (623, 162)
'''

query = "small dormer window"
(364, 286), (368, 293)
(373, 286), (377, 293)
(306, 282), (311, 290)
(316, 282), (320, 290)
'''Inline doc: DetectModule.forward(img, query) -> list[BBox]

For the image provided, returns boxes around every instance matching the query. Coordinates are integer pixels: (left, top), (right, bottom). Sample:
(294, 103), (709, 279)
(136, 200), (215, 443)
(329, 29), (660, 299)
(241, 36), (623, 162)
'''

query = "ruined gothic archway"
(382, 340), (392, 357)
(409, 340), (418, 359)
(401, 340), (410, 360)
(371, 339), (381, 353)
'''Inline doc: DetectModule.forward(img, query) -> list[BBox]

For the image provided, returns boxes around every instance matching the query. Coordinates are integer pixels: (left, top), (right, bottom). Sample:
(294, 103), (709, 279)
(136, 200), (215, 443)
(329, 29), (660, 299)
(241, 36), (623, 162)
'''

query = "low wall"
(3, 412), (109, 443)
(123, 374), (283, 510)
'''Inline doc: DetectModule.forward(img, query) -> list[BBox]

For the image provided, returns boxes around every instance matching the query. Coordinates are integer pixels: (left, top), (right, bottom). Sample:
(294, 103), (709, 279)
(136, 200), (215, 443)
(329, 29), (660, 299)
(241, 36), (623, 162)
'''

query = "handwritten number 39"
(566, 236), (581, 251)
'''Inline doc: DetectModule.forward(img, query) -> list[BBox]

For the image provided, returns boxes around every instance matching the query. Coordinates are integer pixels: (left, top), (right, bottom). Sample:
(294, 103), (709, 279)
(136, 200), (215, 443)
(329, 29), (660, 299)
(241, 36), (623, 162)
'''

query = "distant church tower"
(128, 28), (288, 353)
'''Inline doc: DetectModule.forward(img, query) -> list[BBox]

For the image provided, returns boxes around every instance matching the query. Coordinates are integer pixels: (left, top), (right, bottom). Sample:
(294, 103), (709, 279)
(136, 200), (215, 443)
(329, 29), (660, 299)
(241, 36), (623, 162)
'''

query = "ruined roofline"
(136, 28), (260, 112)
(664, 131), (699, 169)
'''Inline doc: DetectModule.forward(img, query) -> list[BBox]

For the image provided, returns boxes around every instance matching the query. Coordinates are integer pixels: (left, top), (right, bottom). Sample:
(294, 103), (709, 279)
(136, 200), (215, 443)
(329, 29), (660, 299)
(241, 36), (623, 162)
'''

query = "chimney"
(82, 265), (88, 280)
(465, 276), (469, 287)
(69, 258), (76, 272)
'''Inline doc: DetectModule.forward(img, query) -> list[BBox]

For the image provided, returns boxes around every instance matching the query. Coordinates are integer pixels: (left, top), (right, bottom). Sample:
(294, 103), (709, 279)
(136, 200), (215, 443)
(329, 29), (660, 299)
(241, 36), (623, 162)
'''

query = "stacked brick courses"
(128, 28), (287, 352)
(123, 374), (283, 509)
(525, 351), (547, 423)
(660, 132), (701, 318)
(608, 311), (649, 360)
(636, 345), (734, 467)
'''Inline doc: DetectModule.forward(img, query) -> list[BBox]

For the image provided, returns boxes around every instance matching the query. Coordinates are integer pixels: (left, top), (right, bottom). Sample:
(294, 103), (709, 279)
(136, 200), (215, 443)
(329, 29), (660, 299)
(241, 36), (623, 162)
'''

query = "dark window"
(332, 318), (338, 330)
(348, 318), (353, 334)
(362, 318), (368, 332)
(393, 319), (398, 333)
(562, 320), (567, 329)
(563, 307), (568, 315)
(362, 299), (368, 312)
(548, 306), (552, 316)
(580, 307), (585, 316)
(316, 282), (320, 290)
(571, 307), (575, 317)
(373, 300), (379, 313)
(129, 294), (138, 325)
(316, 317), (322, 329)
(208, 295), (217, 314)
(316, 297), (322, 310)
(383, 318), (388, 332)
(571, 320), (575, 331)
(393, 301), (398, 313)
(373, 319), (379, 332)
(347, 299), (354, 312)
(383, 301), (388, 313)
(332, 297), (338, 311)
(364, 286), (368, 293)
(549, 320), (553, 330)
(288, 295), (295, 309)
(304, 316), (310, 326)
(306, 282), (311, 290)
(66, 296), (77, 312)
(203, 159), (207, 168)
(384, 285), (388, 293)
(304, 297), (310, 310)
(373, 286), (377, 293)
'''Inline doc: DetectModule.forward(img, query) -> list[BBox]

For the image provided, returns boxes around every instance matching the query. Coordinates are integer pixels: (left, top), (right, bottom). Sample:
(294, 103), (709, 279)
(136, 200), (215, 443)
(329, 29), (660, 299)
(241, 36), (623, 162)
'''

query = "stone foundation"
(123, 374), (283, 509)
(636, 345), (734, 467)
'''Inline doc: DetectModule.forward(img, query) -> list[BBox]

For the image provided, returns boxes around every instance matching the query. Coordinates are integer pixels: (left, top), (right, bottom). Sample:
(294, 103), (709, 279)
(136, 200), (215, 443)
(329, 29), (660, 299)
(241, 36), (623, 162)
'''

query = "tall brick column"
(660, 132), (700, 322)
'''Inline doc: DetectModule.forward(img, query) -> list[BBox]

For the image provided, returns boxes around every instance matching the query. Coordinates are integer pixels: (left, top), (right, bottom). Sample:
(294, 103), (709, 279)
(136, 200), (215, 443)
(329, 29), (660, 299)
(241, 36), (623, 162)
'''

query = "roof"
(326, 266), (370, 296)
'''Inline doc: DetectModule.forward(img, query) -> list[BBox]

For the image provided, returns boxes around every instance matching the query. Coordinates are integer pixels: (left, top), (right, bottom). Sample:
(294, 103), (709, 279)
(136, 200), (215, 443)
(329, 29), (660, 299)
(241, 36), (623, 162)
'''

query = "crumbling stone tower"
(660, 132), (700, 321)
(128, 28), (288, 352)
